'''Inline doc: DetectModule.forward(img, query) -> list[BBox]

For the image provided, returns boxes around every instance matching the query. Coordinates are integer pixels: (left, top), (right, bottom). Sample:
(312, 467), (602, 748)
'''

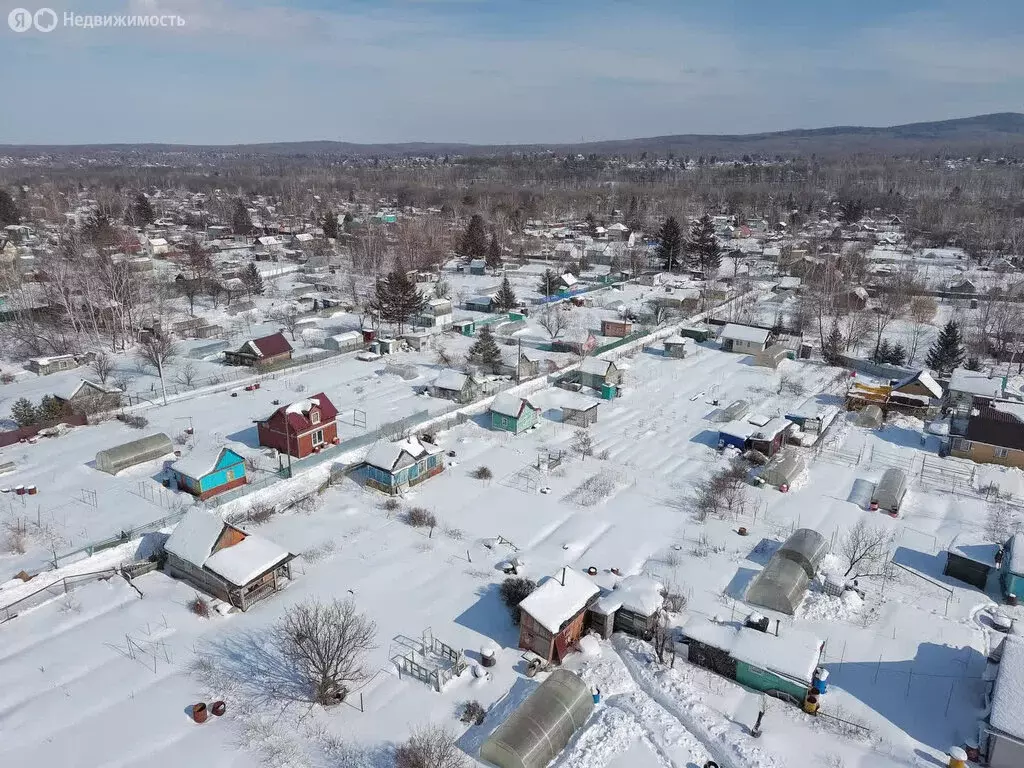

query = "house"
(27, 354), (78, 375)
(943, 533), (1000, 590)
(891, 370), (943, 402)
(679, 616), (824, 704)
(256, 394), (339, 458)
(518, 567), (600, 663)
(588, 574), (664, 640)
(663, 335), (695, 359)
(948, 278), (978, 294)
(53, 378), (123, 415)
(170, 445), (248, 500)
(719, 414), (794, 457)
(561, 393), (600, 427)
(577, 357), (620, 391)
(516, 350), (542, 380)
(223, 331), (294, 367)
(836, 286), (869, 311)
(774, 276), (802, 293)
(146, 237), (169, 256)
(985, 634), (1024, 767)
(163, 509), (295, 611)
(719, 324), (772, 354)
(255, 235), (285, 255)
(557, 273), (579, 292)
(465, 295), (496, 313)
(362, 436), (445, 495)
(417, 298), (454, 329)
(1000, 532), (1024, 599)
(947, 368), (1004, 411)
(600, 319), (632, 338)
(950, 402), (1024, 468)
(429, 369), (480, 404)
(469, 259), (487, 275)
(605, 221), (630, 241)
(490, 393), (541, 434)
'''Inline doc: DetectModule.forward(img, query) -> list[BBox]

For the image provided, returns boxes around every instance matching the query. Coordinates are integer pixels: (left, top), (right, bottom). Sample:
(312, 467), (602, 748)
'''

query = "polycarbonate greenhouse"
(760, 450), (807, 488)
(95, 433), (173, 475)
(480, 669), (594, 768)
(855, 404), (883, 428)
(745, 527), (827, 615)
(776, 528), (828, 579)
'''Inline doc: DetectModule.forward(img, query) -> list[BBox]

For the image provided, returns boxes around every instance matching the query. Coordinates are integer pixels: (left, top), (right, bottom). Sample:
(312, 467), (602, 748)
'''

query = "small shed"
(600, 319), (633, 338)
(429, 369), (480, 404)
(748, 416), (795, 458)
(577, 357), (620, 390)
(517, 350), (542, 380)
(469, 259), (487, 275)
(760, 450), (807, 489)
(28, 354), (79, 375)
(403, 330), (432, 352)
(170, 446), (247, 500)
(719, 324), (771, 354)
(452, 319), (476, 336)
(95, 433), (174, 475)
(745, 557), (810, 616)
(892, 370), (943, 402)
(490, 393), (541, 435)
(944, 533), (1000, 589)
(870, 468), (908, 514)
(663, 334), (695, 359)
(480, 670), (594, 768)
(677, 325), (713, 343)
(54, 379), (123, 415)
(560, 393), (599, 427)
(518, 567), (599, 663)
(588, 574), (664, 640)
(754, 343), (793, 369)
(324, 330), (364, 352)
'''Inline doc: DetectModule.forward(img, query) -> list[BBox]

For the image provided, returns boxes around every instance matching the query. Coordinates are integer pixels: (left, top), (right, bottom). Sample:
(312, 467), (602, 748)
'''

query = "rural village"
(2, 142), (1024, 768)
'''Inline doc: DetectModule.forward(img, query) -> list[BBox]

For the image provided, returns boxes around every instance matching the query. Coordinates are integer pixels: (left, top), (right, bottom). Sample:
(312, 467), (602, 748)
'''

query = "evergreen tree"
(131, 193), (155, 225)
(0, 189), (19, 226)
(822, 320), (844, 365)
(888, 342), (908, 366)
(37, 395), (67, 424)
(656, 216), (684, 271)
(485, 231), (503, 270)
(689, 214), (721, 277)
(370, 266), (425, 333)
(232, 200), (253, 235)
(925, 321), (966, 374)
(322, 210), (339, 239)
(459, 214), (488, 263)
(537, 269), (560, 297)
(872, 339), (894, 364)
(468, 325), (503, 373)
(585, 213), (598, 238)
(342, 212), (354, 232)
(242, 262), (265, 296)
(11, 397), (38, 427)
(494, 275), (518, 312)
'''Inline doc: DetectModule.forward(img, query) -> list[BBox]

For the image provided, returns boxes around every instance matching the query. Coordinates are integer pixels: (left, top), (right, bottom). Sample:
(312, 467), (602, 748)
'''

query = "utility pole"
(517, 337), (522, 383)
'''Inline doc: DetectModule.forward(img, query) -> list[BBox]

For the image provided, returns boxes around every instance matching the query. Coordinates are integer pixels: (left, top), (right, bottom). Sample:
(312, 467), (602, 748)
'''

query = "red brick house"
(224, 331), (294, 367)
(256, 393), (339, 458)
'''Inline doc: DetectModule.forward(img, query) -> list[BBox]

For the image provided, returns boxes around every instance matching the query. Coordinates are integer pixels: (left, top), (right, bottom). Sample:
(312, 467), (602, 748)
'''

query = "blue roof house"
(171, 446), (248, 500)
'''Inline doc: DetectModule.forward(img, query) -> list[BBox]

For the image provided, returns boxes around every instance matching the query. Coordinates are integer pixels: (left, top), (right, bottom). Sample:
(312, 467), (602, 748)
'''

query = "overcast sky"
(1, 0), (1022, 145)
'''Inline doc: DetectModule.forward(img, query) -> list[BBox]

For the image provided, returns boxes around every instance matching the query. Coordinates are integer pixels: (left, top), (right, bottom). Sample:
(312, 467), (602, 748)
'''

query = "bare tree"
(907, 295), (937, 364)
(538, 306), (569, 340)
(136, 335), (179, 406)
(645, 299), (677, 327)
(394, 724), (468, 768)
(174, 361), (199, 388)
(838, 519), (896, 579)
(90, 350), (114, 384)
(270, 305), (302, 341)
(651, 611), (673, 664)
(572, 428), (594, 458)
(276, 598), (376, 706)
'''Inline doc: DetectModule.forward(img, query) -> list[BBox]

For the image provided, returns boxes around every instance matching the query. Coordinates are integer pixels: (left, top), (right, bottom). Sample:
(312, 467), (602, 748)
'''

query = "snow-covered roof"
(204, 535), (292, 587)
(364, 436), (441, 472)
(948, 533), (1000, 568)
(751, 417), (794, 441)
(579, 357), (614, 376)
(164, 509), (225, 567)
(286, 397), (320, 416)
(519, 568), (600, 634)
(949, 368), (1003, 398)
(433, 369), (469, 392)
(776, 276), (801, 290)
(893, 370), (943, 400)
(992, 401), (1024, 424)
(57, 378), (122, 401)
(683, 617), (822, 684)
(1009, 533), (1024, 575)
(664, 334), (692, 345)
(559, 273), (579, 287)
(490, 392), (538, 418)
(148, 237), (168, 247)
(330, 331), (363, 343)
(719, 419), (758, 440)
(607, 222), (629, 231)
(719, 324), (770, 344)
(559, 392), (600, 412)
(991, 635), (1024, 739)
(172, 445), (242, 480)
(592, 574), (664, 616)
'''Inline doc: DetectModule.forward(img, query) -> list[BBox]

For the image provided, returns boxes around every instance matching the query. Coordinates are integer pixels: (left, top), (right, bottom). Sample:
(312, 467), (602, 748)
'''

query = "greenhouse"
(871, 467), (908, 514)
(776, 528), (828, 579)
(95, 433), (174, 475)
(480, 669), (594, 768)
(745, 556), (811, 616)
(760, 450), (807, 488)
(855, 404), (883, 428)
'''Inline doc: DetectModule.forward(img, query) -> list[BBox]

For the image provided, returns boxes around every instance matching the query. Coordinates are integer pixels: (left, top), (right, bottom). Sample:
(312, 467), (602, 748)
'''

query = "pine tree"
(494, 275), (518, 312)
(585, 213), (598, 238)
(0, 189), (20, 226)
(342, 212), (354, 232)
(872, 339), (893, 364)
(537, 269), (560, 297)
(459, 214), (488, 263)
(822, 320), (844, 365)
(370, 266), (425, 334)
(132, 193), (155, 225)
(925, 320), (966, 374)
(243, 262), (265, 296)
(486, 232), (503, 270)
(11, 397), (38, 427)
(888, 342), (908, 366)
(232, 200), (253, 235)
(468, 325), (503, 373)
(656, 216), (684, 271)
(322, 210), (339, 239)
(37, 395), (67, 424)
(689, 214), (721, 277)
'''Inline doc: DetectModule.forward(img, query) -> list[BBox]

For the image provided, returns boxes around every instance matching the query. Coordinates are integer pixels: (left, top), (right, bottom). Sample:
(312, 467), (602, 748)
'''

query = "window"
(312, 429), (324, 446)
(996, 447), (1010, 458)
(501, 416), (510, 427)
(310, 410), (320, 425)
(952, 438), (971, 452)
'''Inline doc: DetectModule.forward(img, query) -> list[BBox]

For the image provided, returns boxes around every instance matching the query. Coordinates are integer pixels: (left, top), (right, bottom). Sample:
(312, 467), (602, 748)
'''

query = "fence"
(0, 567), (138, 624)
(50, 509), (187, 568)
(0, 413), (88, 448)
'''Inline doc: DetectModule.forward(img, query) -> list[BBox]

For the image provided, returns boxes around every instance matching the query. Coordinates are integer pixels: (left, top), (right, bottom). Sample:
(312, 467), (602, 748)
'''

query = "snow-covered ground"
(0, 330), (1015, 768)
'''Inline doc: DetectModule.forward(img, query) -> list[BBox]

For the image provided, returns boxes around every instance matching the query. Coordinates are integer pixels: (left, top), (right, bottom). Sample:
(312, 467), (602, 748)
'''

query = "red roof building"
(224, 332), (294, 367)
(256, 393), (339, 458)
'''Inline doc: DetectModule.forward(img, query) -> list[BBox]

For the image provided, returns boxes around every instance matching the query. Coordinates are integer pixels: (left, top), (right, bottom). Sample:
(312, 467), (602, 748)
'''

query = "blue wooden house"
(171, 446), (248, 500)
(1002, 533), (1024, 598)
(490, 393), (541, 435)
(363, 436), (445, 495)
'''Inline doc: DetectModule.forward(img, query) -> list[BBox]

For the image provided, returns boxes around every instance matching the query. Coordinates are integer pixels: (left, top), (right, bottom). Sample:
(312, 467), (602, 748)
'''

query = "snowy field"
(0, 336), (1017, 768)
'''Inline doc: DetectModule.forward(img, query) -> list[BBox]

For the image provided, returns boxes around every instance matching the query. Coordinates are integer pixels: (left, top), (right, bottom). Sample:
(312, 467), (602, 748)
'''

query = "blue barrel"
(813, 668), (829, 694)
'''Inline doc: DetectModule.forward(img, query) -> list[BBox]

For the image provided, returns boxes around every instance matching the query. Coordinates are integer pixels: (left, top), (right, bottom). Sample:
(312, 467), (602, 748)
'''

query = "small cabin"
(224, 331), (294, 367)
(362, 436), (445, 495)
(663, 334), (695, 359)
(429, 370), (480, 404)
(490, 393), (541, 435)
(170, 446), (247, 500)
(588, 574), (664, 640)
(718, 324), (771, 354)
(577, 357), (620, 391)
(518, 568), (599, 663)
(28, 354), (78, 376)
(600, 319), (633, 338)
(944, 533), (1000, 590)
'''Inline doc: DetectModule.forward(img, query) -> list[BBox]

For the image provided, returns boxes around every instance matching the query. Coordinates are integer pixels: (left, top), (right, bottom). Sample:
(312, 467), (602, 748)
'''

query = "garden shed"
(663, 334), (695, 359)
(870, 468), (908, 515)
(95, 433), (174, 475)
(745, 557), (811, 616)
(480, 669), (594, 768)
(944, 533), (999, 590)
(760, 450), (807, 489)
(754, 343), (793, 369)
(588, 574), (664, 640)
(518, 567), (599, 663)
(560, 393), (600, 427)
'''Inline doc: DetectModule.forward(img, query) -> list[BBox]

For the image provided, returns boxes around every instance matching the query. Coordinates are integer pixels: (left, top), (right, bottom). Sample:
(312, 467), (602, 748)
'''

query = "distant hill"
(3, 113), (1024, 159)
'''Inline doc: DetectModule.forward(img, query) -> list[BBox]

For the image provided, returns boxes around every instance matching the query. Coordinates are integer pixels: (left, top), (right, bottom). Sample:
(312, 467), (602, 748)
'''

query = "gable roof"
(248, 332), (293, 358)
(364, 436), (441, 472)
(57, 378), (123, 402)
(719, 323), (771, 344)
(164, 509), (226, 567)
(518, 567), (600, 634)
(203, 535), (292, 587)
(892, 370), (943, 400)
(964, 407), (1024, 451)
(949, 368), (1003, 398)
(172, 445), (245, 480)
(490, 392), (540, 418)
(433, 369), (469, 392)
(263, 393), (338, 433)
(579, 357), (614, 376)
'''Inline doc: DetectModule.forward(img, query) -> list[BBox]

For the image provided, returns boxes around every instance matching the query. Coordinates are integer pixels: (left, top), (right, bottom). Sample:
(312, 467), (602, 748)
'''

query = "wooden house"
(469, 259), (487, 275)
(588, 575), (664, 640)
(600, 319), (633, 338)
(891, 370), (943, 402)
(561, 393), (599, 427)
(416, 298), (454, 329)
(256, 394), (339, 458)
(54, 378), (123, 415)
(518, 567), (600, 663)
(577, 357), (620, 391)
(517, 350), (542, 380)
(27, 354), (78, 375)
(362, 436), (445, 495)
(465, 295), (496, 313)
(163, 509), (295, 611)
(170, 445), (248, 500)
(224, 331), (294, 367)
(490, 393), (541, 434)
(718, 324), (771, 354)
(429, 370), (480, 404)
